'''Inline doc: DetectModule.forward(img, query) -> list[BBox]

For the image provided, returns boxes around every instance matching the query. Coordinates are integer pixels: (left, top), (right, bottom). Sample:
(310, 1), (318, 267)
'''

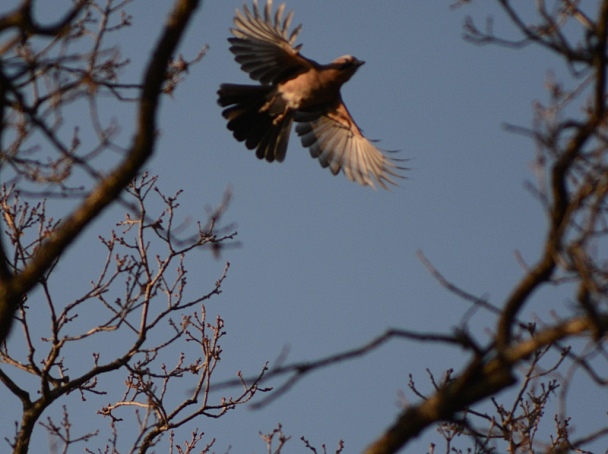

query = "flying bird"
(217, 0), (403, 189)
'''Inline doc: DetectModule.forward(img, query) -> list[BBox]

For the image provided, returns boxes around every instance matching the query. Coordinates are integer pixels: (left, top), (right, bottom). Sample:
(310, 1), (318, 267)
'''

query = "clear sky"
(2, 1), (606, 453)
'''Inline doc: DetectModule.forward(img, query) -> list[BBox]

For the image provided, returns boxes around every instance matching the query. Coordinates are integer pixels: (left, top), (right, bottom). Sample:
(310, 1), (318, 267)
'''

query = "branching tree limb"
(363, 2), (608, 452)
(0, 0), (201, 344)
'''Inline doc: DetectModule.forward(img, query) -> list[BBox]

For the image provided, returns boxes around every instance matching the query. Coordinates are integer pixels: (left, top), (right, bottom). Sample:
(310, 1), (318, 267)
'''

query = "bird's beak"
(355, 59), (365, 66)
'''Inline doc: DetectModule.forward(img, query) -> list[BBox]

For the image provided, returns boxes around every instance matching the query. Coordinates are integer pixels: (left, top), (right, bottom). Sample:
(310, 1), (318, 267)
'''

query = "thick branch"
(364, 315), (608, 454)
(0, 0), (87, 35)
(496, 1), (608, 351)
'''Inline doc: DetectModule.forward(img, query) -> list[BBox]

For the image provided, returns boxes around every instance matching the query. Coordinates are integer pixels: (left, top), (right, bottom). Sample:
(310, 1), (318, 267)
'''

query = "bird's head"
(330, 55), (365, 83)
(332, 55), (365, 69)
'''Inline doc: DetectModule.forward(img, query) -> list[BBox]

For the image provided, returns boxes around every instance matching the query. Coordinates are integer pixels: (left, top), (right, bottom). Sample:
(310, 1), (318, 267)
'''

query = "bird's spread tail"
(218, 84), (293, 163)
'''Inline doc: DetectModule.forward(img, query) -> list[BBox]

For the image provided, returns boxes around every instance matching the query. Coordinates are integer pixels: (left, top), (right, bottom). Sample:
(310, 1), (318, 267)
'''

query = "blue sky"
(2, 1), (606, 453)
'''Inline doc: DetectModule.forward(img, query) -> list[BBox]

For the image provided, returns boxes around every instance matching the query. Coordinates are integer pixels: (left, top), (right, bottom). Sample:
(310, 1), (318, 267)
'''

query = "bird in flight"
(218, 0), (403, 189)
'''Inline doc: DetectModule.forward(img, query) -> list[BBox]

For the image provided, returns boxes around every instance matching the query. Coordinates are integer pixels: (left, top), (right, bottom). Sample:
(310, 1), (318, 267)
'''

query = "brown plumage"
(217, 0), (403, 189)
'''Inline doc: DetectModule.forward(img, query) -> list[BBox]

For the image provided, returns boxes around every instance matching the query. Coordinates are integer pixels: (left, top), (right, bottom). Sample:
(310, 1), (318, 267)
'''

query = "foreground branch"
(364, 315), (608, 454)
(0, 0), (201, 344)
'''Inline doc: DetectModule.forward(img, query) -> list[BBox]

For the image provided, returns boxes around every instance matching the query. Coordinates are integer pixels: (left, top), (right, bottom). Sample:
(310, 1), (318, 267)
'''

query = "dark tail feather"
(257, 114), (292, 162)
(217, 84), (293, 163)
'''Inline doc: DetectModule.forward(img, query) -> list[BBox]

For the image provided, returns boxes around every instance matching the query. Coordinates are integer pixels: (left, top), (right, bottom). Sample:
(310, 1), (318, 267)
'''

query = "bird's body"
(218, 0), (403, 189)
(277, 59), (357, 110)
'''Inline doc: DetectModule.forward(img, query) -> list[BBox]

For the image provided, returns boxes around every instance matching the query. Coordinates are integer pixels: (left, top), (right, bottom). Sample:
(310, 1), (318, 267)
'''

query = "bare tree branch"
(0, 0), (201, 344)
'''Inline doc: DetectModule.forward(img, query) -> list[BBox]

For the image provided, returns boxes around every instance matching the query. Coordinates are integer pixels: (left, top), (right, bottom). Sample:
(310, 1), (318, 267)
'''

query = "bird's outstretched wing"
(229, 0), (313, 85)
(296, 103), (404, 190)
